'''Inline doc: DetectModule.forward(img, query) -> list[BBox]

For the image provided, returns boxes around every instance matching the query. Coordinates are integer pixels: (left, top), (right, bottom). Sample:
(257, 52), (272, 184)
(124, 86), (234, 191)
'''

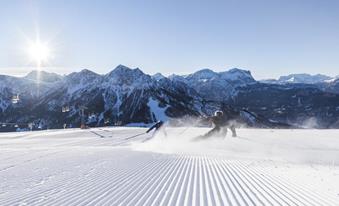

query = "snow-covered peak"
(152, 73), (166, 81)
(24, 70), (63, 83)
(79, 68), (99, 76)
(66, 69), (100, 82)
(106, 65), (144, 78)
(278, 73), (332, 84)
(168, 74), (187, 83)
(64, 69), (101, 93)
(186, 69), (217, 82)
(220, 68), (255, 82)
(181, 67), (256, 102)
(185, 68), (255, 84)
(105, 65), (153, 87)
(330, 75), (339, 83)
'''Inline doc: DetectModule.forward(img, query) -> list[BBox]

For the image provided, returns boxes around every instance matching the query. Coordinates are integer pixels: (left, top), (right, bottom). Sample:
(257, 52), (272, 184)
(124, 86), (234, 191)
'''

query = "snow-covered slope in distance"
(278, 73), (332, 84)
(261, 73), (334, 84)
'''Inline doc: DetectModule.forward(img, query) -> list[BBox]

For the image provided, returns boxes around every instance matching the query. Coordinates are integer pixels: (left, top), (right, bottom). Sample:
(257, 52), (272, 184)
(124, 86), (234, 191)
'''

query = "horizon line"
(0, 65), (337, 80)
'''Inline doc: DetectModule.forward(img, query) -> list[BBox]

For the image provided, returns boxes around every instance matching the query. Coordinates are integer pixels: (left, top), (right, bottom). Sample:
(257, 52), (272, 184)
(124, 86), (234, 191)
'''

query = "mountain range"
(1, 65), (339, 131)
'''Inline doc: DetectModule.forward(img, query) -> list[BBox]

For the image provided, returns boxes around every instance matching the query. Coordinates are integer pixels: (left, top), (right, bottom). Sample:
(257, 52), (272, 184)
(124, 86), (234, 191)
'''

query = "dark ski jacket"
(207, 114), (234, 128)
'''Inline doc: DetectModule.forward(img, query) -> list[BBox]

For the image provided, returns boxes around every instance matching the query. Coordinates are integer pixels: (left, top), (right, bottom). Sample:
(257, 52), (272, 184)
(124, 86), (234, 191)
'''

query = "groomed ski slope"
(0, 127), (339, 206)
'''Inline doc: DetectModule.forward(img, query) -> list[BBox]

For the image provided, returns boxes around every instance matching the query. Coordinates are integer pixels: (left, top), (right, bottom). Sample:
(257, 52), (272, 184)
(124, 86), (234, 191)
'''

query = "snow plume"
(131, 128), (339, 165)
(167, 115), (246, 129)
(167, 115), (205, 127)
(134, 117), (249, 155)
(131, 125), (247, 157)
(300, 117), (320, 129)
(131, 127), (219, 155)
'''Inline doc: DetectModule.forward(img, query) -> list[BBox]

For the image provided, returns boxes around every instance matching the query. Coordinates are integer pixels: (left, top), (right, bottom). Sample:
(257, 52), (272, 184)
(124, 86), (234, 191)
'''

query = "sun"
(27, 40), (51, 65)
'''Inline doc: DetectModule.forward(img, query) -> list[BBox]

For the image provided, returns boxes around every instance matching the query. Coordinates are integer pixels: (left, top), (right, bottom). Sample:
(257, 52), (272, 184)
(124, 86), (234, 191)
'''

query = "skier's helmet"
(214, 110), (223, 117)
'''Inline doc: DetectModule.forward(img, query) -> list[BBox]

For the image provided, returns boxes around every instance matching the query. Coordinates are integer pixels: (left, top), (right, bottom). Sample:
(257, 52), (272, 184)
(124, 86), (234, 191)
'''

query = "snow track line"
(210, 158), (239, 206)
(119, 156), (182, 206)
(0, 154), (151, 206)
(47, 156), (156, 206)
(234, 160), (338, 206)
(227, 160), (288, 205)
(205, 158), (226, 206)
(235, 163), (311, 206)
(242, 161), (325, 205)
(98, 128), (113, 133)
(0, 133), (32, 140)
(219, 159), (253, 206)
(0, 151), (33, 162)
(182, 157), (195, 206)
(130, 156), (185, 206)
(26, 157), (151, 206)
(201, 156), (215, 206)
(165, 157), (190, 206)
(2, 153), (339, 205)
(245, 161), (339, 206)
(104, 156), (174, 205)
(87, 156), (164, 205)
(157, 156), (189, 206)
(208, 158), (233, 205)
(2, 156), (338, 206)
(174, 156), (193, 206)
(197, 156), (207, 206)
(222, 160), (276, 206)
(228, 160), (295, 206)
(89, 130), (106, 138)
(63, 160), (156, 206)
(150, 156), (187, 206)
(3, 128), (339, 206)
(110, 156), (183, 206)
(0, 151), (62, 173)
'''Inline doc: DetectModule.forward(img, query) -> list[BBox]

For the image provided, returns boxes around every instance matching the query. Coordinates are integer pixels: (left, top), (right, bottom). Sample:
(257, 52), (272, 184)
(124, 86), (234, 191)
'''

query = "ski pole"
(178, 126), (190, 135)
(124, 132), (146, 140)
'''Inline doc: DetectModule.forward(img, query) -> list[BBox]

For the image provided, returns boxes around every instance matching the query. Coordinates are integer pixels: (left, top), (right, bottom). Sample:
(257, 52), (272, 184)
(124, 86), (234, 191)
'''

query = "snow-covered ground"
(1, 127), (339, 205)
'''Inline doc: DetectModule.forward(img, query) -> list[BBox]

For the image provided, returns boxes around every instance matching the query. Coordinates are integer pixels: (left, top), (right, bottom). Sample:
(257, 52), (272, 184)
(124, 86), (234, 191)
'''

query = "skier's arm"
(195, 115), (211, 126)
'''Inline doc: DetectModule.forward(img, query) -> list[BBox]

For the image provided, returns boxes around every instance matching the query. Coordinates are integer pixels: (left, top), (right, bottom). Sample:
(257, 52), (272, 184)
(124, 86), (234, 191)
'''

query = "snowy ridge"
(24, 70), (63, 83)
(182, 68), (255, 101)
(278, 73), (332, 84)
(262, 73), (334, 84)
(152, 73), (166, 81)
(1, 65), (339, 129)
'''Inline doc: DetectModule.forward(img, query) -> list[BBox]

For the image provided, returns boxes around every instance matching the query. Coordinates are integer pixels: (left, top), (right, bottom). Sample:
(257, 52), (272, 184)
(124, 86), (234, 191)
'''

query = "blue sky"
(0, 0), (339, 79)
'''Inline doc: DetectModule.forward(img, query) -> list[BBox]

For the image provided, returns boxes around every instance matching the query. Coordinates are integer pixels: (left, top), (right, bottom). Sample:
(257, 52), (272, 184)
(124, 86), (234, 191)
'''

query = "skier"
(197, 110), (237, 140)
(146, 120), (167, 137)
(124, 120), (167, 142)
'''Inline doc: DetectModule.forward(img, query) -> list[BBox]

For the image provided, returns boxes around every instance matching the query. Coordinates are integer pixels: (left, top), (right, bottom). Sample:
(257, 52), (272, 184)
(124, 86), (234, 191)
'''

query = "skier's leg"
(202, 126), (220, 139)
(221, 127), (228, 138)
(230, 125), (237, 137)
(152, 130), (157, 137)
(163, 128), (167, 137)
(160, 126), (167, 137)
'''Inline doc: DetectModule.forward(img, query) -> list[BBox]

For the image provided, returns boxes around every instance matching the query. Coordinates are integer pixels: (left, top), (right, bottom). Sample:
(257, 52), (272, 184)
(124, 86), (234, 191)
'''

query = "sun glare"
(28, 41), (51, 66)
